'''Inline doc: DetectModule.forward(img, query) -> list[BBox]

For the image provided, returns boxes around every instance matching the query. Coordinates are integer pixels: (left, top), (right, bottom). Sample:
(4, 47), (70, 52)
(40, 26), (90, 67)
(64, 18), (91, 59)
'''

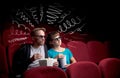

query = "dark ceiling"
(0, 0), (118, 41)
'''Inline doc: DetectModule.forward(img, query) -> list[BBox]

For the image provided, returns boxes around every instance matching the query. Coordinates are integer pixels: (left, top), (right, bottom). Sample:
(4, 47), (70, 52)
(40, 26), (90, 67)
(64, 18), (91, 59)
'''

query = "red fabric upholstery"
(103, 41), (111, 57)
(2, 28), (33, 46)
(87, 41), (110, 64)
(7, 43), (21, 76)
(67, 41), (90, 61)
(23, 66), (67, 78)
(66, 61), (102, 78)
(61, 43), (67, 48)
(99, 58), (120, 78)
(0, 45), (8, 78)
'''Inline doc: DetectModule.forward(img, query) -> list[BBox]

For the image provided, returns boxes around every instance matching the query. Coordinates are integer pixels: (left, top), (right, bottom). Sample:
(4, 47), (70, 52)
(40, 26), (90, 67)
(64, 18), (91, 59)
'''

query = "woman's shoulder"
(64, 48), (72, 53)
(48, 48), (54, 52)
(64, 48), (70, 50)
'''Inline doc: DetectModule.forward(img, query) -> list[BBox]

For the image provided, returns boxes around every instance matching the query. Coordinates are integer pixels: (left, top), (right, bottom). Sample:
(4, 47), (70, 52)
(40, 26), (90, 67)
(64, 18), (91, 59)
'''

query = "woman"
(46, 31), (76, 69)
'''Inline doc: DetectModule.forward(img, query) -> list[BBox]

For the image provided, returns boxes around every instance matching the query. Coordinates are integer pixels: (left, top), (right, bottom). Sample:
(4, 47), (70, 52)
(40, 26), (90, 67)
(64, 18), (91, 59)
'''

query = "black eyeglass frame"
(52, 36), (62, 41)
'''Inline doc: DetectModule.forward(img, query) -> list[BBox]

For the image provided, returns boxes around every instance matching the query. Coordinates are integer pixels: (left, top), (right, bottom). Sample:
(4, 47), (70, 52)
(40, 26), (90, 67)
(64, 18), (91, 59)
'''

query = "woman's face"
(51, 34), (62, 47)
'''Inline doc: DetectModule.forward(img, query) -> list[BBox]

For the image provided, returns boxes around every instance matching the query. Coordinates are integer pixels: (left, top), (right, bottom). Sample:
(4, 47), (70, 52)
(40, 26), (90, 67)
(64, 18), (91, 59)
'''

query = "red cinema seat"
(67, 41), (90, 61)
(66, 61), (102, 78)
(7, 43), (21, 77)
(103, 41), (112, 57)
(23, 66), (67, 78)
(99, 58), (120, 78)
(0, 45), (8, 78)
(61, 42), (67, 48)
(87, 41), (110, 64)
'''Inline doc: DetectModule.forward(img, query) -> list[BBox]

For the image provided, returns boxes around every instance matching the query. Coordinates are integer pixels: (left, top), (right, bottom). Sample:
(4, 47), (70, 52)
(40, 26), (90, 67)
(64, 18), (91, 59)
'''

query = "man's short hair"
(30, 27), (46, 36)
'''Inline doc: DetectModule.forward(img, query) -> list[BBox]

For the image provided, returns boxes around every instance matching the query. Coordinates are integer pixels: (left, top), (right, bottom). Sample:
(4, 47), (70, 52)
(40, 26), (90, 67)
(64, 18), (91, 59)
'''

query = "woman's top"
(48, 48), (73, 64)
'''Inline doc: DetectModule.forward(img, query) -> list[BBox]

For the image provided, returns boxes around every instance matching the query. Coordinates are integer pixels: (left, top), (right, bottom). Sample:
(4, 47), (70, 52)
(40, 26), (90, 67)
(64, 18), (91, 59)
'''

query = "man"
(12, 27), (58, 77)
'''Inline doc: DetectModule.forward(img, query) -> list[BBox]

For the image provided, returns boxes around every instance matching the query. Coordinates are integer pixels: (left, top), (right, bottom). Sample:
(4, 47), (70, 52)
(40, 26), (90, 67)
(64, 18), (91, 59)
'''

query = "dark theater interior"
(0, 0), (120, 78)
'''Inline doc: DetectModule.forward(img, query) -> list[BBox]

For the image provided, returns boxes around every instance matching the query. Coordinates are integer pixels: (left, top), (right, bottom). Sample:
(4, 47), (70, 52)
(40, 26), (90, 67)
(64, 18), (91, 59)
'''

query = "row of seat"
(0, 40), (118, 78)
(23, 58), (120, 78)
(62, 40), (111, 64)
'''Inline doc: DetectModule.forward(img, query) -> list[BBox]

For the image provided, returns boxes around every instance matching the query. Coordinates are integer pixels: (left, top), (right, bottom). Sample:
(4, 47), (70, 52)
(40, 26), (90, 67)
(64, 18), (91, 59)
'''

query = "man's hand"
(31, 53), (42, 61)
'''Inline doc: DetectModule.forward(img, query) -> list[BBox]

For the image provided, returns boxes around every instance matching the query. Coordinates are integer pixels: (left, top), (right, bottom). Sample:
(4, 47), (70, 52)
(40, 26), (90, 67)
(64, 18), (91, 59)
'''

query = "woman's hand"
(64, 64), (70, 68)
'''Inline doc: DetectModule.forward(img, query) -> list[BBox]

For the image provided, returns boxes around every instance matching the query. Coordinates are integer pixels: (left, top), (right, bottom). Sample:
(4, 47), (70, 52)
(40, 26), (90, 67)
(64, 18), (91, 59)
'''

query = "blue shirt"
(48, 48), (73, 64)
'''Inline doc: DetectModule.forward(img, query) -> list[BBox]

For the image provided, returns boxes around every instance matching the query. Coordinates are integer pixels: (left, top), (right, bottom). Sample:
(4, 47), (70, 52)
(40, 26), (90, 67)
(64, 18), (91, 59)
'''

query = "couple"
(12, 27), (76, 77)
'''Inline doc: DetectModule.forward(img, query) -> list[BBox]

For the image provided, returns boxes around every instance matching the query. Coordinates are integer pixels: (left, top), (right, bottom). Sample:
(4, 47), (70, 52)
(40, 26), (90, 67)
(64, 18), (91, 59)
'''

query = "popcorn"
(39, 58), (57, 66)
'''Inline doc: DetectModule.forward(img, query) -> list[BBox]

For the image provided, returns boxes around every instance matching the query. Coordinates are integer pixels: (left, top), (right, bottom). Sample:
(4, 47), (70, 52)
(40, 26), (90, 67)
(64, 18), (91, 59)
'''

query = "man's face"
(32, 30), (45, 45)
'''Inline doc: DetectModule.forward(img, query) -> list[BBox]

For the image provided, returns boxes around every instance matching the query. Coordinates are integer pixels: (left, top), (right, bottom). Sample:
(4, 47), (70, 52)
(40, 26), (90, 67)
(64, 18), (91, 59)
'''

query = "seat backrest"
(7, 43), (21, 74)
(99, 58), (120, 78)
(67, 41), (90, 61)
(87, 41), (110, 64)
(2, 28), (33, 47)
(66, 61), (102, 78)
(23, 66), (67, 78)
(0, 45), (9, 78)
(61, 42), (67, 48)
(103, 41), (112, 57)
